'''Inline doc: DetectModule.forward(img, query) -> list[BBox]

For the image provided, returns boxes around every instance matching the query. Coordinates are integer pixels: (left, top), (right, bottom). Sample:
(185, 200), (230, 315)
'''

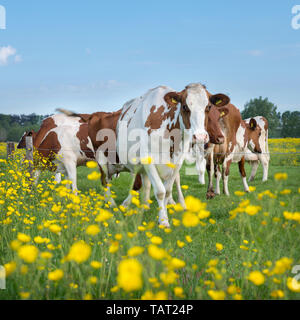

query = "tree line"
(0, 97), (299, 142)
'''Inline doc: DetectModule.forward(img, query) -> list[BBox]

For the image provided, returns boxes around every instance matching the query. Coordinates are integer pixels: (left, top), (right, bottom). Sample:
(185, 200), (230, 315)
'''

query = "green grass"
(0, 152), (300, 300)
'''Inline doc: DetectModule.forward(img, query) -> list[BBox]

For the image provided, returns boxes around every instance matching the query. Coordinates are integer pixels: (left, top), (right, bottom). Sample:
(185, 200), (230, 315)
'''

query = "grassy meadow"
(0, 140), (300, 300)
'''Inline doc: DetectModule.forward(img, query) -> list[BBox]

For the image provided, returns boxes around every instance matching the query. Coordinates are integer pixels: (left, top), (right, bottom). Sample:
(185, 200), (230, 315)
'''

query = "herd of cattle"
(17, 83), (270, 227)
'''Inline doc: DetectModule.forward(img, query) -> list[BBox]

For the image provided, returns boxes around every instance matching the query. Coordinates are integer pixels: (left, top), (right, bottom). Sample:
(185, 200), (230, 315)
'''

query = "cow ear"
(249, 118), (257, 130)
(218, 107), (229, 118)
(210, 94), (230, 107)
(164, 92), (182, 107)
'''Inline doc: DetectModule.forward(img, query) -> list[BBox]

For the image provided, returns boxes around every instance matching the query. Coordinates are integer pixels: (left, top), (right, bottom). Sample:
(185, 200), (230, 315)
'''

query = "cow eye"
(182, 105), (190, 112)
(205, 105), (211, 112)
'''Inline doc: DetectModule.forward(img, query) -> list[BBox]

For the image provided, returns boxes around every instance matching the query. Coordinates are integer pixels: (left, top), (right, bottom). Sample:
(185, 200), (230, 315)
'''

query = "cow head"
(165, 84), (230, 145)
(247, 118), (262, 153)
(17, 130), (36, 149)
(205, 104), (229, 144)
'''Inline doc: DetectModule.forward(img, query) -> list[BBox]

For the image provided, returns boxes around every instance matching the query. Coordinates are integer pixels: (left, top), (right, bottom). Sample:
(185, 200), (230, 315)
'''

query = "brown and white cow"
(204, 103), (262, 198)
(17, 113), (95, 191)
(116, 84), (230, 226)
(122, 98), (230, 208)
(244, 116), (269, 182)
(57, 108), (124, 204)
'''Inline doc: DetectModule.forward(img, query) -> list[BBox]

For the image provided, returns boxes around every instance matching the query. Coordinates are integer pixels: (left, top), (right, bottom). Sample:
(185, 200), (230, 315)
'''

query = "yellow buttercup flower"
(86, 161), (98, 169)
(127, 246), (145, 257)
(182, 212), (199, 227)
(208, 290), (226, 300)
(247, 271), (265, 286)
(4, 261), (17, 277)
(87, 171), (101, 180)
(90, 261), (103, 269)
(48, 269), (64, 281)
(287, 277), (300, 292)
(18, 245), (39, 264)
(148, 244), (166, 260)
(17, 233), (31, 243)
(117, 259), (143, 292)
(216, 243), (223, 251)
(151, 236), (163, 245)
(274, 173), (288, 180)
(66, 241), (91, 263)
(86, 224), (100, 236)
(95, 209), (113, 222)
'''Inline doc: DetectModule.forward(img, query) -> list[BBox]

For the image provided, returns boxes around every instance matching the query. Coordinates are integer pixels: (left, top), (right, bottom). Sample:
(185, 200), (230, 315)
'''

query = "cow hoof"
(206, 191), (216, 199)
(248, 177), (254, 182)
(121, 199), (131, 208)
(159, 219), (170, 228)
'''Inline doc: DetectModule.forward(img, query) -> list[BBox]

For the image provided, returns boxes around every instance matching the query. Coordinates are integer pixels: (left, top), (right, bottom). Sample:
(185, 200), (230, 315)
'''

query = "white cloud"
(0, 46), (21, 65)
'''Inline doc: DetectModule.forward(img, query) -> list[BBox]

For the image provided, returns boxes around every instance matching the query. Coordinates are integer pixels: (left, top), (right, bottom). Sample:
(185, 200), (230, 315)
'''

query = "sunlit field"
(0, 140), (300, 300)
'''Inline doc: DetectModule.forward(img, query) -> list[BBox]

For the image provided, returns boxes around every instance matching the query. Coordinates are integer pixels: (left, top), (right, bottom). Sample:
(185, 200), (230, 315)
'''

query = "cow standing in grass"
(203, 103), (263, 198)
(117, 84), (230, 226)
(17, 113), (95, 192)
(244, 116), (269, 182)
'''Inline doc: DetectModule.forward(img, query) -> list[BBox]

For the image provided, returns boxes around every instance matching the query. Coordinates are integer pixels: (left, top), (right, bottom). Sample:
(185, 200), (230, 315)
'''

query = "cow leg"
(206, 153), (215, 199)
(259, 154), (269, 182)
(195, 145), (206, 185)
(55, 172), (62, 184)
(172, 172), (186, 207)
(248, 160), (259, 182)
(33, 169), (41, 185)
(215, 164), (222, 195)
(238, 157), (250, 192)
(222, 158), (232, 196)
(143, 174), (151, 204)
(143, 164), (169, 227)
(63, 159), (78, 194)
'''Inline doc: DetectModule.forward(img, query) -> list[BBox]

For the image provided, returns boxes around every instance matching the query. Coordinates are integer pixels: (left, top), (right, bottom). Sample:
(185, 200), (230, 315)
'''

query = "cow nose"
(216, 136), (224, 144)
(194, 133), (209, 144)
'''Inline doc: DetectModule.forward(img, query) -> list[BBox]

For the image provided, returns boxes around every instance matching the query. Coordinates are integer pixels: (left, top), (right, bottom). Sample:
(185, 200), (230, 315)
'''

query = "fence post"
(25, 136), (34, 177)
(6, 142), (15, 159)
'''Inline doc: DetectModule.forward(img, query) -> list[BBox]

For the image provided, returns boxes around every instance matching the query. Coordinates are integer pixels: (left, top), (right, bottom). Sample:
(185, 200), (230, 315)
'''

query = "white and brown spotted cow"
(17, 113), (95, 191)
(244, 116), (269, 182)
(204, 104), (262, 198)
(116, 84), (230, 226)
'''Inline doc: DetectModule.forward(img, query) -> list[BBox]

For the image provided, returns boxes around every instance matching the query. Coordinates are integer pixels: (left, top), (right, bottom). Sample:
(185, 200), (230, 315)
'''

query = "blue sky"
(0, 0), (299, 115)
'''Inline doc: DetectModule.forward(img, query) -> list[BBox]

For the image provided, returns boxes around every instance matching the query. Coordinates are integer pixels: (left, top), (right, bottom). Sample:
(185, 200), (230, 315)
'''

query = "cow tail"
(56, 108), (88, 123)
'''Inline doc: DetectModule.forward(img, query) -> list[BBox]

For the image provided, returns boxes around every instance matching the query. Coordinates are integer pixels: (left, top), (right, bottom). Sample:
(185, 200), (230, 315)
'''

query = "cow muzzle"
(193, 132), (209, 144)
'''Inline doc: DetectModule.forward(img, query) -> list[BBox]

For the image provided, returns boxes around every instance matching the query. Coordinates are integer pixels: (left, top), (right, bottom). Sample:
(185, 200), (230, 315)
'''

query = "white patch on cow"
(245, 116), (269, 181)
(185, 83), (209, 143)
(38, 114), (95, 192)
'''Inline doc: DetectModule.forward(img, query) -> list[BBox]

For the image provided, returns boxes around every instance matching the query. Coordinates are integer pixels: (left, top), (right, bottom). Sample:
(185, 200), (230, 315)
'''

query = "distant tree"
(281, 111), (300, 138)
(241, 97), (281, 137)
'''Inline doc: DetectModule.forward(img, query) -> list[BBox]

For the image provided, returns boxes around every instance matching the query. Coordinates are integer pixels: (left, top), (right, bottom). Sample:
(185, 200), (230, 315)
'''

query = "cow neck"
(33, 117), (57, 148)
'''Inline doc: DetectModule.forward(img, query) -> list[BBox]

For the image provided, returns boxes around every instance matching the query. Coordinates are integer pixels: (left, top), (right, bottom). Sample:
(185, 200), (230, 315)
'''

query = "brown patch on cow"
(238, 157), (246, 178)
(133, 174), (142, 191)
(145, 104), (178, 135)
(86, 109), (122, 165)
(244, 120), (262, 153)
(225, 159), (232, 176)
(36, 131), (61, 172)
(17, 130), (37, 149)
(33, 117), (57, 149)
(76, 122), (95, 160)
